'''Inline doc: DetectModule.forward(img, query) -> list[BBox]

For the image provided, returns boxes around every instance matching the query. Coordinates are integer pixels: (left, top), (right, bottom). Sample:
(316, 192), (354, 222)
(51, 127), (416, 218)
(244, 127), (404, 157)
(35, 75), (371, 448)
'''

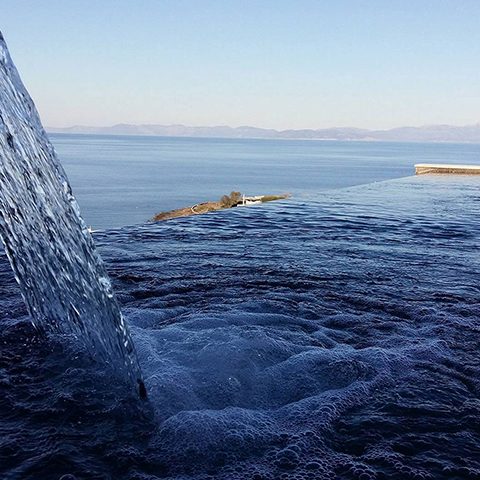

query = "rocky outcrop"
(151, 192), (290, 222)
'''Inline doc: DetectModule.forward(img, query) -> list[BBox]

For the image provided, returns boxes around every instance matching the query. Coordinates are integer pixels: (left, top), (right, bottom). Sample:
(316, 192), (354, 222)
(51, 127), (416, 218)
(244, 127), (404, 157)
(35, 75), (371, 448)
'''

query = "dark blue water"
(1, 172), (480, 479)
(50, 134), (480, 229)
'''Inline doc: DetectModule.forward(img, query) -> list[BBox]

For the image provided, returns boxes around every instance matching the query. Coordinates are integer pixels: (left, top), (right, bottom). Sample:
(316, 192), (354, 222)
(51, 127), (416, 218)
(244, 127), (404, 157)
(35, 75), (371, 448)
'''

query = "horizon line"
(46, 121), (480, 132)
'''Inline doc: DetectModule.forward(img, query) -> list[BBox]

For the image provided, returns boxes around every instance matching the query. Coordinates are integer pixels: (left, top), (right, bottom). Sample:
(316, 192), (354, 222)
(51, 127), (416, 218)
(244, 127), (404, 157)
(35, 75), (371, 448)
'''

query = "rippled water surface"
(1, 174), (480, 479)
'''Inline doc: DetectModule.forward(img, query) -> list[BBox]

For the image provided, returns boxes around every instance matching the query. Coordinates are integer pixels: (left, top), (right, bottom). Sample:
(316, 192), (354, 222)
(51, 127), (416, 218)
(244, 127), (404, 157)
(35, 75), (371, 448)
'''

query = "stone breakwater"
(415, 163), (480, 175)
(151, 192), (290, 222)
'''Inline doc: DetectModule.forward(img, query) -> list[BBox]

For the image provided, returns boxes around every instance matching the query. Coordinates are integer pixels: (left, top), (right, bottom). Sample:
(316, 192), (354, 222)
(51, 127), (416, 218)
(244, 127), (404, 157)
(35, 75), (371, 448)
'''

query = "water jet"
(0, 32), (145, 397)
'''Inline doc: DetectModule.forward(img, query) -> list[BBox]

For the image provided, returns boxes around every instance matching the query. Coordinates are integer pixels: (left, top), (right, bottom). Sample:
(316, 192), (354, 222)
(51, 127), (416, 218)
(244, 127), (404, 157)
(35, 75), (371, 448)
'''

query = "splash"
(0, 32), (143, 392)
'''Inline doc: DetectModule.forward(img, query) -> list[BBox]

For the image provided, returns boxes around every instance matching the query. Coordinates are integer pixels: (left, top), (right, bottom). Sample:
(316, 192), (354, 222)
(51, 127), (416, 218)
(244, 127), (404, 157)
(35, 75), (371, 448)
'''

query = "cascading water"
(0, 32), (144, 395)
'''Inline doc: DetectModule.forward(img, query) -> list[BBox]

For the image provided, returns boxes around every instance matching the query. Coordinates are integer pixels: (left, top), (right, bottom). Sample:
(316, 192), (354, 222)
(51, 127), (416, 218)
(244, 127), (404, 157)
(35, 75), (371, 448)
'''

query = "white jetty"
(240, 195), (264, 206)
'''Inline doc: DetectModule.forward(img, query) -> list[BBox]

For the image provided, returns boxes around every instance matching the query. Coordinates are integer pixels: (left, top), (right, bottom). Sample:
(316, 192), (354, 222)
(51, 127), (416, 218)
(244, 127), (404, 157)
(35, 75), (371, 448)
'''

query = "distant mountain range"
(45, 122), (480, 143)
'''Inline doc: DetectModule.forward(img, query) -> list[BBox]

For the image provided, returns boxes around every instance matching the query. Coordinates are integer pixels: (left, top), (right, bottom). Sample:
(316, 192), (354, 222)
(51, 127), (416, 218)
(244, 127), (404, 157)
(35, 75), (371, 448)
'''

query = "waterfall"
(0, 32), (144, 396)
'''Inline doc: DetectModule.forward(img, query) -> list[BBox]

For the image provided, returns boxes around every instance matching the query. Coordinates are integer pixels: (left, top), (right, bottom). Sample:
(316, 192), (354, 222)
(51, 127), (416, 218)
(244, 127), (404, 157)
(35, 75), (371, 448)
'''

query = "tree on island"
(220, 191), (242, 208)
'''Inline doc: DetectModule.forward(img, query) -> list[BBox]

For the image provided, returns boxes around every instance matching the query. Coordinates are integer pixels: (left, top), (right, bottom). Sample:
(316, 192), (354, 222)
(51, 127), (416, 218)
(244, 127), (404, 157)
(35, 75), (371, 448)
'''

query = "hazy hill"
(46, 123), (480, 143)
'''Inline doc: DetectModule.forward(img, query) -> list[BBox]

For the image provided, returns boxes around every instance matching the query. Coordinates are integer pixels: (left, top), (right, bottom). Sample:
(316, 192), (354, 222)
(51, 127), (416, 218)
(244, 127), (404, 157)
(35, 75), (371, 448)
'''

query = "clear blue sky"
(2, 0), (479, 130)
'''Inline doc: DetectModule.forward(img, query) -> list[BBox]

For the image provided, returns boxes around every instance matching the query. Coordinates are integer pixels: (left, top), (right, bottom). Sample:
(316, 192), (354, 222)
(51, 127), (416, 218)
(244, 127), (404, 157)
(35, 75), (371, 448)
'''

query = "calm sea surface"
(49, 134), (480, 229)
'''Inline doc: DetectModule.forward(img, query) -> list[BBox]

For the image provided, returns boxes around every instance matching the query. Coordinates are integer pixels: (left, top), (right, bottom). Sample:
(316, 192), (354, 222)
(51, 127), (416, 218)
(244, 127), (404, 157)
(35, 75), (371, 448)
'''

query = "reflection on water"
(1, 175), (480, 479)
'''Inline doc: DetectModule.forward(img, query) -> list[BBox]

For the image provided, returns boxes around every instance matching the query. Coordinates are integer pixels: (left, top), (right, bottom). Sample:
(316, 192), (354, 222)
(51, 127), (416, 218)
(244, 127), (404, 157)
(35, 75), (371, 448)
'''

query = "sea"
(1, 135), (480, 479)
(49, 134), (480, 229)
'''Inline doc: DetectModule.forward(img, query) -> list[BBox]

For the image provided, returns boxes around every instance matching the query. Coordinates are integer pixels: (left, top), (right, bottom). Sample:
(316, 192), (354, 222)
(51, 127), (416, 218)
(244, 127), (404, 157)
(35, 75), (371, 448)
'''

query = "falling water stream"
(0, 32), (144, 393)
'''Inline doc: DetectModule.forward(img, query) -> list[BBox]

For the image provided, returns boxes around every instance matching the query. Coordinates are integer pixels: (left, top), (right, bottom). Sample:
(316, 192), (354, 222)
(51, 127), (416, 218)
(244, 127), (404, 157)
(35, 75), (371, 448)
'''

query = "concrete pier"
(415, 164), (480, 175)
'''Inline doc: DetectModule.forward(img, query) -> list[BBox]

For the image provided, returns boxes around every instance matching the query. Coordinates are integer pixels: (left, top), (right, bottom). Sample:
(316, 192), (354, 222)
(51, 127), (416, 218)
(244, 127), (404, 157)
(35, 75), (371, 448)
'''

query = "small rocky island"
(151, 191), (291, 222)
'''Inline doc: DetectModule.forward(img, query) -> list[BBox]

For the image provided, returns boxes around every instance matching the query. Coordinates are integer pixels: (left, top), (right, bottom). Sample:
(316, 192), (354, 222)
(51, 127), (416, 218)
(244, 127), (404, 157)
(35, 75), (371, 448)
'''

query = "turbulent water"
(0, 34), (142, 388)
(1, 173), (480, 479)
